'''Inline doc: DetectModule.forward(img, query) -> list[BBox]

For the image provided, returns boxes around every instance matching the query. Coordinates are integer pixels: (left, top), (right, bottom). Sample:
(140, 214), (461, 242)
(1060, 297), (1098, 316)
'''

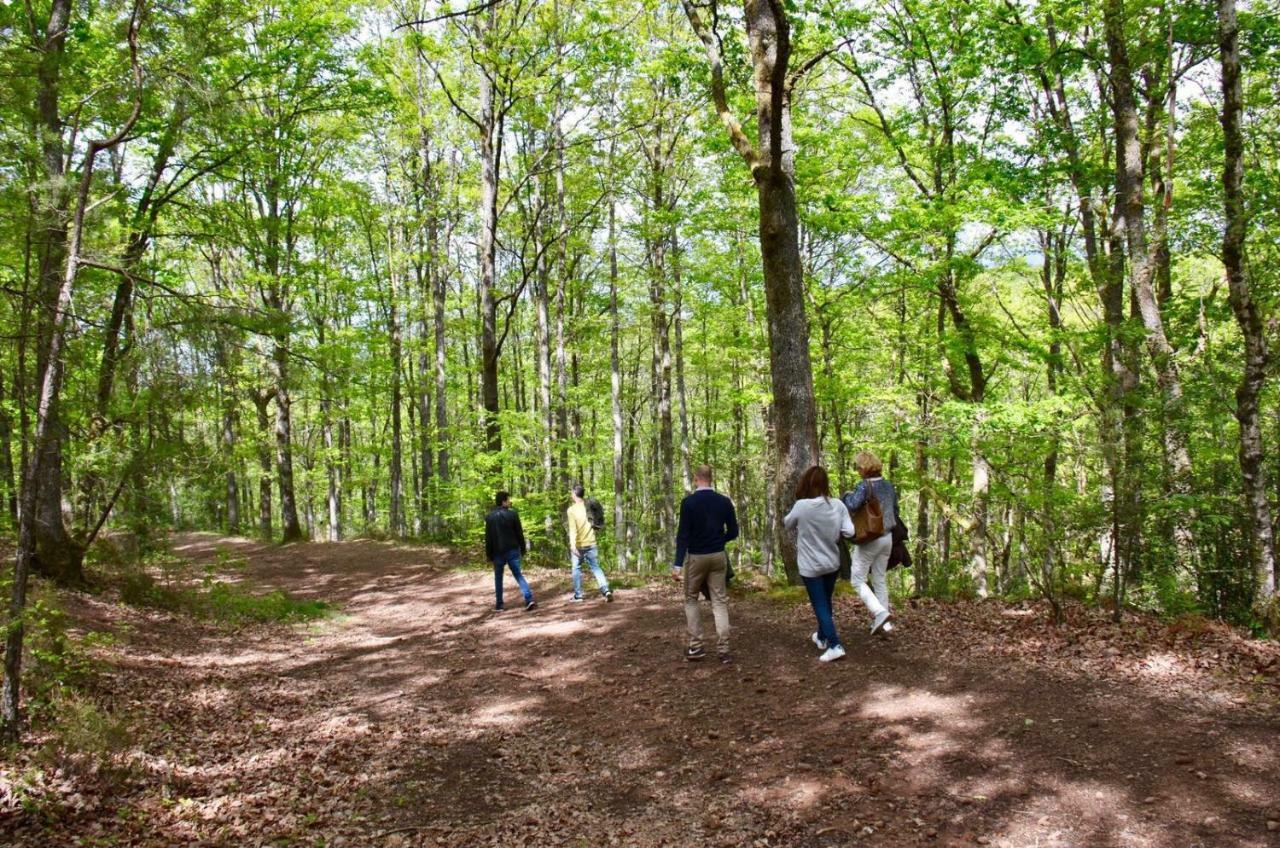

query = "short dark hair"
(572, 483), (585, 498)
(795, 465), (831, 500)
(495, 490), (510, 507)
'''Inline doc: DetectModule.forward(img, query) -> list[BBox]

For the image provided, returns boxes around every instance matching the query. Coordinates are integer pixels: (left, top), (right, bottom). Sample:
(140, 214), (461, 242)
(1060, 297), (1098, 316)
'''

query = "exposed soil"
(3, 532), (1280, 847)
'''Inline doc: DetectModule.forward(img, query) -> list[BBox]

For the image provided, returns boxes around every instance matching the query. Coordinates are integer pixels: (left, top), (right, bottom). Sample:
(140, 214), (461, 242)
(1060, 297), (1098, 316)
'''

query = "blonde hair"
(854, 451), (883, 478)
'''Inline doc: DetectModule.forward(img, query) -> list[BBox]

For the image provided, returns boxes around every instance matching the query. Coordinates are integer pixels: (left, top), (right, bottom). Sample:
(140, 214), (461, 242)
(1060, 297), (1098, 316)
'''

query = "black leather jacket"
(485, 507), (528, 560)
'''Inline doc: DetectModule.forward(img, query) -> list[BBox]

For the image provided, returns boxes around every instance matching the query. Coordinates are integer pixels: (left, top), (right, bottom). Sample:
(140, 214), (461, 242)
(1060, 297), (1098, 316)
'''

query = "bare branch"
(679, 0), (759, 171)
(393, 0), (504, 31)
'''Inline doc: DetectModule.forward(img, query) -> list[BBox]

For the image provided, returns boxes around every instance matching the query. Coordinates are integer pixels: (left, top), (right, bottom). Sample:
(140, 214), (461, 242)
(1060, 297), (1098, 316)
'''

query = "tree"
(681, 0), (820, 582)
(1218, 0), (1276, 620)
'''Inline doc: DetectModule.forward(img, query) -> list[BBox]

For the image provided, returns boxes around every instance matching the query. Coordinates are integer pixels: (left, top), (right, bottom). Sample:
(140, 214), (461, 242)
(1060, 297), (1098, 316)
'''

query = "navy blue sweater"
(673, 488), (739, 570)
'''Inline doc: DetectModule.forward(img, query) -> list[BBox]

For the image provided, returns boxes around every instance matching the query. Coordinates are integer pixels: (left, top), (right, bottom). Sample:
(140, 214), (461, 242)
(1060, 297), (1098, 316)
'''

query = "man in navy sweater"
(671, 465), (738, 662)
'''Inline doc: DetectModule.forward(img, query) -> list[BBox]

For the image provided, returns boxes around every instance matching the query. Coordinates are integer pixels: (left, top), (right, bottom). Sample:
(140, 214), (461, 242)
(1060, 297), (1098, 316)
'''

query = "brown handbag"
(852, 481), (885, 544)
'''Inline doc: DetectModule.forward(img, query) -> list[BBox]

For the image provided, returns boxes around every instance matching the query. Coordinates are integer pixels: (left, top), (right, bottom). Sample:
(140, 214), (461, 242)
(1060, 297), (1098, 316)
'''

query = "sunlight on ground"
(743, 775), (832, 810)
(467, 695), (544, 727)
(997, 778), (1176, 848)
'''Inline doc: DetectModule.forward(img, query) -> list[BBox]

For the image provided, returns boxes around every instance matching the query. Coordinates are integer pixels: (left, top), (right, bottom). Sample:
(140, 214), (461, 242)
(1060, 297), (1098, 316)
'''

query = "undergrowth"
(103, 543), (332, 625)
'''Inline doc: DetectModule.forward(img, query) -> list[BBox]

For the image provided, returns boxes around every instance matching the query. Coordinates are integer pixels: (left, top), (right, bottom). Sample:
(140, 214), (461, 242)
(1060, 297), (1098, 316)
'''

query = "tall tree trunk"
(1105, 0), (1194, 570)
(252, 389), (273, 539)
(1029, 6), (1140, 590)
(387, 230), (405, 539)
(672, 228), (692, 488)
(683, 0), (821, 582)
(0, 372), (15, 523)
(5, 16), (141, 735)
(416, 317), (431, 535)
(272, 342), (303, 543)
(609, 194), (627, 570)
(477, 54), (502, 456)
(535, 184), (555, 511)
(554, 241), (570, 482)
(1040, 222), (1066, 624)
(970, 423), (991, 597)
(914, 389), (931, 596)
(433, 224), (450, 492)
(28, 0), (80, 585)
(1219, 0), (1277, 617)
(321, 379), (340, 543)
(222, 390), (239, 536)
(648, 149), (674, 562)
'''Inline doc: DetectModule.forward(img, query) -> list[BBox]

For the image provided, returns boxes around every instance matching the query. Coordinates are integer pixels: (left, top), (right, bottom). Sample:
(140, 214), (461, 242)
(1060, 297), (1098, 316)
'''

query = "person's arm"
(672, 497), (690, 574)
(723, 497), (739, 543)
(514, 511), (528, 554)
(567, 509), (579, 555)
(484, 514), (496, 560)
(839, 503), (856, 539)
(843, 482), (866, 513)
(782, 501), (800, 531)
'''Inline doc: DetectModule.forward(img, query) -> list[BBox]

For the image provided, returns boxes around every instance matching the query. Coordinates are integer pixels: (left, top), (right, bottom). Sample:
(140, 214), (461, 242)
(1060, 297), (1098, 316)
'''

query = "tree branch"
(393, 0), (504, 31)
(679, 0), (759, 171)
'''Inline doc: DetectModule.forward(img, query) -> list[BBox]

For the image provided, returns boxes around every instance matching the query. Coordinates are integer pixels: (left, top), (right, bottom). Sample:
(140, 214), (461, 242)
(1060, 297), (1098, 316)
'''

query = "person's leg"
(822, 570), (842, 647)
(851, 541), (888, 620)
(870, 535), (891, 611)
(571, 549), (583, 599)
(706, 554), (730, 656)
(493, 554), (505, 609)
(584, 546), (609, 594)
(683, 552), (710, 653)
(803, 574), (839, 648)
(508, 550), (533, 603)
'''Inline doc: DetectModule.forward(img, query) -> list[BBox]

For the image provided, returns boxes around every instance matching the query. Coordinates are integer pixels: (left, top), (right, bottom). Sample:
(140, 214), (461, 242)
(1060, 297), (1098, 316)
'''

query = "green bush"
(106, 545), (331, 625)
(202, 582), (330, 623)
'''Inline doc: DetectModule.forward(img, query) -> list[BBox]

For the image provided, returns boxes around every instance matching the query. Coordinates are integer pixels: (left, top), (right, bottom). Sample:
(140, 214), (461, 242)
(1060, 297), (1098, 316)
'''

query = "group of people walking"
(482, 452), (900, 664)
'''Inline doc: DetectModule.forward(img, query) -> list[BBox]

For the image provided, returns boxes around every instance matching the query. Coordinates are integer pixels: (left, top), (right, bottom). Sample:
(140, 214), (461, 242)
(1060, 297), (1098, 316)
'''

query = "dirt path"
(4, 533), (1280, 847)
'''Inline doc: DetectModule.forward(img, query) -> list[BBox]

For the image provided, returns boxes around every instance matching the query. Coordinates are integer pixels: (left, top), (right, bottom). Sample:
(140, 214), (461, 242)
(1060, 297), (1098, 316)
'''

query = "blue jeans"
(803, 571), (841, 648)
(571, 546), (609, 598)
(494, 548), (533, 608)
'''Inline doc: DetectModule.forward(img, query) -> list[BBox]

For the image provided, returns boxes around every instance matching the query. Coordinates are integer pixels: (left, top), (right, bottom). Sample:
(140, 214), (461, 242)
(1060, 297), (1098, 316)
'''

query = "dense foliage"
(3, 0), (1279, 637)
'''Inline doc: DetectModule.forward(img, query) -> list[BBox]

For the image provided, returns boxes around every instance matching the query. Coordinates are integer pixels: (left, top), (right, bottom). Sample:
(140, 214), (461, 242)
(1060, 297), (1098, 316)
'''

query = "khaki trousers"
(683, 551), (730, 654)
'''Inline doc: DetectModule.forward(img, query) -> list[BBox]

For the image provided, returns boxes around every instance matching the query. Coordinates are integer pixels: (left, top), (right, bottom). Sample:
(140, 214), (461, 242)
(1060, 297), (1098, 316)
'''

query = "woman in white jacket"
(783, 465), (855, 662)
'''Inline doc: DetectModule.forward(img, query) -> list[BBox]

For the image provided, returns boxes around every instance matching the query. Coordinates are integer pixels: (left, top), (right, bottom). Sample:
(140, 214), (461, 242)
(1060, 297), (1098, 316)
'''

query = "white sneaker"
(819, 644), (846, 663)
(811, 631), (828, 651)
(881, 620), (895, 634)
(871, 610), (893, 635)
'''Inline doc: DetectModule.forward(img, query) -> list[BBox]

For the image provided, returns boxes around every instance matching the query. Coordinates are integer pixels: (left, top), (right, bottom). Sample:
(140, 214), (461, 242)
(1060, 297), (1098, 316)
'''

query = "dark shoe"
(495, 606), (505, 612)
(604, 590), (614, 602)
(525, 600), (537, 611)
(718, 653), (733, 665)
(685, 646), (706, 662)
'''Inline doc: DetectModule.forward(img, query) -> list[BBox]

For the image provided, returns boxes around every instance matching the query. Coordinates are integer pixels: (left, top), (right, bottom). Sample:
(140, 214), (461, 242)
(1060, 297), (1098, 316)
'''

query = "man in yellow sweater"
(567, 484), (613, 602)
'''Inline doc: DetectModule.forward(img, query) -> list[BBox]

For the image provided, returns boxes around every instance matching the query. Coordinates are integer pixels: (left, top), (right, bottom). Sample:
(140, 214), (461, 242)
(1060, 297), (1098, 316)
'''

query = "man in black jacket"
(485, 491), (536, 611)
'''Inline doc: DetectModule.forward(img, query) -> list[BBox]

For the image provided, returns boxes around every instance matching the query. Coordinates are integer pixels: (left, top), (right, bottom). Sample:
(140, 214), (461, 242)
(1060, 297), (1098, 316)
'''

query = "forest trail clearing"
(5, 532), (1280, 848)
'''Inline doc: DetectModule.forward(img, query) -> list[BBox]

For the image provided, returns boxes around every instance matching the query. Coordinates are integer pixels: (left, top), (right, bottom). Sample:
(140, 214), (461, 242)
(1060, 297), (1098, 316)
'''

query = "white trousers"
(851, 533), (892, 619)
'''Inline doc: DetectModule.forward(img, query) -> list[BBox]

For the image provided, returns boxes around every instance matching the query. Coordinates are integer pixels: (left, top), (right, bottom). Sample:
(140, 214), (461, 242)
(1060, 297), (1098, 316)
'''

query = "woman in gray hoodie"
(783, 465), (855, 662)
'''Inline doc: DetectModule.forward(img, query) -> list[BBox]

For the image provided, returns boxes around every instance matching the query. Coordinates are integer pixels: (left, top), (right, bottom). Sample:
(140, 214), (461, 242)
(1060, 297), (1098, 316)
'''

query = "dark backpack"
(584, 497), (606, 531)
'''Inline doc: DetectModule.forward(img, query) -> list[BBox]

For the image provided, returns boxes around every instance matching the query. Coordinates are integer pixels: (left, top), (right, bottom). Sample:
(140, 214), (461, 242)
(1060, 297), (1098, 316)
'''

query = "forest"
(5, 0), (1278, 616)
(2, 0), (1280, 842)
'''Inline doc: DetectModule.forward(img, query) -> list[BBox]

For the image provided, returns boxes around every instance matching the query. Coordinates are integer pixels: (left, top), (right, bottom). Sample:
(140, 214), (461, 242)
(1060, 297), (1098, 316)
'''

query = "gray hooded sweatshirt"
(783, 496), (855, 578)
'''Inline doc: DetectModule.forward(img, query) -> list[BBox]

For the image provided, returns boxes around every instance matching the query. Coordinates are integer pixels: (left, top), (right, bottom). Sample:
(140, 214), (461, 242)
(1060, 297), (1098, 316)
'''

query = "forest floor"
(3, 533), (1280, 847)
